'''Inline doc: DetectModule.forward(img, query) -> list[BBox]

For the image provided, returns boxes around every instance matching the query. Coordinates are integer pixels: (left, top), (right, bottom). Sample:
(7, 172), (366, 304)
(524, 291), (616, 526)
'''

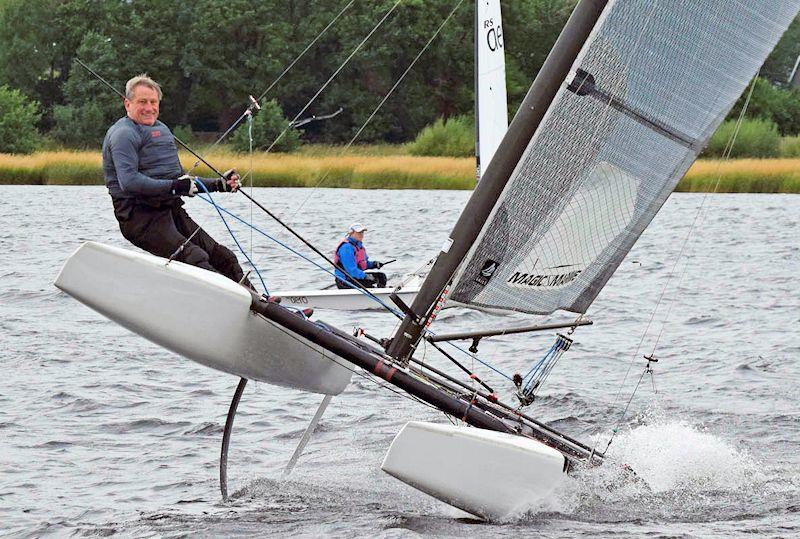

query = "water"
(1, 186), (798, 537)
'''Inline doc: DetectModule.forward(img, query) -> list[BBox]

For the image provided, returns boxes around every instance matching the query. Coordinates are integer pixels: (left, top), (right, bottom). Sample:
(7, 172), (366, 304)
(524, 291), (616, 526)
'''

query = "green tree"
(728, 77), (800, 136)
(762, 15), (800, 87)
(0, 0), (67, 129)
(230, 99), (300, 152)
(0, 84), (41, 154)
(705, 118), (781, 158)
(50, 32), (125, 148)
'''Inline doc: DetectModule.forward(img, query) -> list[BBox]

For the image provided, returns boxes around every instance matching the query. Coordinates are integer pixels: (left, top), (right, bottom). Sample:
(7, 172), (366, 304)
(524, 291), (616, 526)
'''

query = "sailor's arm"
(338, 244), (366, 279)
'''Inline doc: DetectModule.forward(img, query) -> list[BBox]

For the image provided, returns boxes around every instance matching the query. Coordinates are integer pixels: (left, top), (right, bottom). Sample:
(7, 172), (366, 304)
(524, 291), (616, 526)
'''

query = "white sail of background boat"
(56, 0), (799, 521)
(274, 0), (508, 311)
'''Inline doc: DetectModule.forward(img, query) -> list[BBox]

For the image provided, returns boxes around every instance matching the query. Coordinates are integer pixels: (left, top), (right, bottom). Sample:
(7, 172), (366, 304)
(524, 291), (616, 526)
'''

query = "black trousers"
(112, 197), (247, 285)
(335, 272), (387, 289)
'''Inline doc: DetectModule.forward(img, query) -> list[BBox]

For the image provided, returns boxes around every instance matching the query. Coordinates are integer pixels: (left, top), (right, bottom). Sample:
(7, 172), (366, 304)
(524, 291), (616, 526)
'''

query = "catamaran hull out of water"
(54, 241), (352, 395)
(382, 421), (566, 520)
(55, 243), (591, 520)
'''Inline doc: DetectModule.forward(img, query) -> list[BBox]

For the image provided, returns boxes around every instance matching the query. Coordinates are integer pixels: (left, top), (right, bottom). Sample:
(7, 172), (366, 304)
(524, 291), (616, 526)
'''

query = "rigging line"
(227, 179), (397, 310)
(593, 67), (762, 455)
(285, 0), (467, 221)
(260, 0), (405, 157)
(185, 0), (356, 165)
(562, 0), (668, 455)
(193, 180), (269, 293)
(193, 193), (404, 316)
(249, 111), (254, 263)
(646, 72), (761, 356)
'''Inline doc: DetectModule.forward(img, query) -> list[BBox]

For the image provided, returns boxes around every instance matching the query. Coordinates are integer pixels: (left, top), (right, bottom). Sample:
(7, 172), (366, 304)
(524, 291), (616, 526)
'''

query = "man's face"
(351, 230), (365, 242)
(124, 84), (160, 126)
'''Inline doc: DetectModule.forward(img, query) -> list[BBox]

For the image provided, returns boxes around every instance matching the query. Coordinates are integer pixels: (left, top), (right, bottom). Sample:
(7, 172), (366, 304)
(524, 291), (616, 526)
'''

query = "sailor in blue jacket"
(334, 223), (387, 289)
(102, 74), (248, 285)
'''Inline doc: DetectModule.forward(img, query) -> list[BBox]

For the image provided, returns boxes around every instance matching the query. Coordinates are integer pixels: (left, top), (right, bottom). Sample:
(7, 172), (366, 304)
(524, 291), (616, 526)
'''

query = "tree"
(728, 77), (800, 136)
(50, 32), (125, 148)
(230, 99), (300, 152)
(762, 15), (800, 87)
(0, 84), (41, 154)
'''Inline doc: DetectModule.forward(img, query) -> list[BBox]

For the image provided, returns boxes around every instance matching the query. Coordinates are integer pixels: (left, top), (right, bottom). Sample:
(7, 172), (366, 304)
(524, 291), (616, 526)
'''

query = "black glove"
(212, 178), (233, 192)
(373, 261), (383, 269)
(172, 176), (198, 196)
(219, 169), (240, 192)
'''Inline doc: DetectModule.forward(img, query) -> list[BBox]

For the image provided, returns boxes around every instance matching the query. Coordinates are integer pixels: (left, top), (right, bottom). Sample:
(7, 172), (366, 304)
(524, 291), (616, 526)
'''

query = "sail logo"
(475, 259), (499, 286)
(507, 269), (581, 289)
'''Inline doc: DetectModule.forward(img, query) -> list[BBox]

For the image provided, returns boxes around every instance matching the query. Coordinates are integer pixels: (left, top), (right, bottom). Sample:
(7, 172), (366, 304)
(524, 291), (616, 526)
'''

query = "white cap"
(349, 222), (367, 233)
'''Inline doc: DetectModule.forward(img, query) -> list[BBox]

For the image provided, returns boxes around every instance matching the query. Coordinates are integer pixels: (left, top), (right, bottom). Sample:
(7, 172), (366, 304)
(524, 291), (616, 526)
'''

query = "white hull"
(382, 421), (566, 520)
(273, 283), (420, 311)
(55, 242), (352, 395)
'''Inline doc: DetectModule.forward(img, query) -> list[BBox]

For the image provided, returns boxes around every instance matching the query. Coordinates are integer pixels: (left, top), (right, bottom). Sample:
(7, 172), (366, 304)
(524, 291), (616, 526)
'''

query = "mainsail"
(475, 0), (508, 178)
(445, 0), (799, 315)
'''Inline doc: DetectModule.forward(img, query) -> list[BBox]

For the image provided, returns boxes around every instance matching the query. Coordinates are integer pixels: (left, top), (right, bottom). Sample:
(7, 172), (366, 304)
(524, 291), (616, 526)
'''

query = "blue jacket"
(334, 236), (377, 281)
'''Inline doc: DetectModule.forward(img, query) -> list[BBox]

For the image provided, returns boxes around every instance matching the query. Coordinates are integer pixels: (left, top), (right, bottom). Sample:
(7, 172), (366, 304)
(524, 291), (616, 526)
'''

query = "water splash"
(606, 416), (762, 494)
(542, 411), (767, 521)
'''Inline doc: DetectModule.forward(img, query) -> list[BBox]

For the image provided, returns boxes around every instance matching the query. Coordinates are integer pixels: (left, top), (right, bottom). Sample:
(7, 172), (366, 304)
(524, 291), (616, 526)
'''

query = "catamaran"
(56, 0), (799, 520)
(274, 0), (509, 311)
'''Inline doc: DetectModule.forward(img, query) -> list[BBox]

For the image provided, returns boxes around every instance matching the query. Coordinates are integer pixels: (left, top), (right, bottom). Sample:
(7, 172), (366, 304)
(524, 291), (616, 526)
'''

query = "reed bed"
(678, 158), (800, 193)
(2, 149), (800, 193)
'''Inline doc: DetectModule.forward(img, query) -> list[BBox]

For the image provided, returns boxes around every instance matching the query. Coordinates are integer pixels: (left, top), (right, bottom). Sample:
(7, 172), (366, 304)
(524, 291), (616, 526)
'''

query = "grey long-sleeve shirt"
(102, 117), (184, 201)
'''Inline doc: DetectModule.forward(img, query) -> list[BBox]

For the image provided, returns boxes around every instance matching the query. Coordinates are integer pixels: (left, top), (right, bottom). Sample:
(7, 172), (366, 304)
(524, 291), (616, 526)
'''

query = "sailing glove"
(219, 169), (240, 192)
(373, 261), (384, 269)
(172, 175), (198, 197)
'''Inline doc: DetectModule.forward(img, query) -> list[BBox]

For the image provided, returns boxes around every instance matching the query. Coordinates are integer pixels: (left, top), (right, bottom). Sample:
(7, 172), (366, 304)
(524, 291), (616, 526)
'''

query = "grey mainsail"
(445, 0), (799, 315)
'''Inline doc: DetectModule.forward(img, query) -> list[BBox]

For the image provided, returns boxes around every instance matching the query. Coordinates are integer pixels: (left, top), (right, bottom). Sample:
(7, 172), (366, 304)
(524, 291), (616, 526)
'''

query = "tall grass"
(0, 151), (103, 185)
(679, 158), (800, 193)
(779, 135), (800, 157)
(0, 149), (475, 190)
(3, 149), (800, 193)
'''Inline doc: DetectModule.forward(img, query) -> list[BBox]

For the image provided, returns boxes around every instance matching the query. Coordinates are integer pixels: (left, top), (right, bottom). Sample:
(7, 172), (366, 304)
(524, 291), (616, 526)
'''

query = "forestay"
(449, 0), (799, 315)
(476, 0), (508, 179)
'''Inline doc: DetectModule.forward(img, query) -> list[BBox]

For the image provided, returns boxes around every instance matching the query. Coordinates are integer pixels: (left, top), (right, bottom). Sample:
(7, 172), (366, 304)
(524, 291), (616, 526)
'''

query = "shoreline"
(1, 151), (800, 193)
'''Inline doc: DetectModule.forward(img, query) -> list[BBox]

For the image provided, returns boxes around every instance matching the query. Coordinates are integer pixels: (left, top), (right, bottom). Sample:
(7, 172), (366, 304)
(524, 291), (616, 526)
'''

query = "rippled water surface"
(2, 186), (798, 537)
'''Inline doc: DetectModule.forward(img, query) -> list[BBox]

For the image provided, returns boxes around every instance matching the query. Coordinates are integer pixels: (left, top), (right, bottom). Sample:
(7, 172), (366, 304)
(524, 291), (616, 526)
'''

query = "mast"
(387, 0), (609, 362)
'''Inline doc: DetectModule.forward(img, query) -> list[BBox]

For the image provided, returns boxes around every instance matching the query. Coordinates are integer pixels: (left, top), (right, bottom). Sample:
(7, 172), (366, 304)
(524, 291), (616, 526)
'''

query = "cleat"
(260, 294), (282, 304)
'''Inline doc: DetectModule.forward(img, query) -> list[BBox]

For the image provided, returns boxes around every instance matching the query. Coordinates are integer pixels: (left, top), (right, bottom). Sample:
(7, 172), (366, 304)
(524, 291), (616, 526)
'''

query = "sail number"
(483, 19), (503, 51)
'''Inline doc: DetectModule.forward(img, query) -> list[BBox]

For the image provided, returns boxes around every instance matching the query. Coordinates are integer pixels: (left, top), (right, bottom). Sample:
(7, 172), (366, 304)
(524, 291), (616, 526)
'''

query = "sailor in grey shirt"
(102, 74), (249, 286)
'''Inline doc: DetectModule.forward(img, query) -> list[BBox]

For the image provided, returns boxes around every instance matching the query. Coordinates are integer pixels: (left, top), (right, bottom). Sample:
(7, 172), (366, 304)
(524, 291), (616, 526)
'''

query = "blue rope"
(437, 339), (514, 381)
(194, 191), (403, 315)
(523, 340), (559, 381)
(193, 180), (269, 294)
(194, 192), (516, 383)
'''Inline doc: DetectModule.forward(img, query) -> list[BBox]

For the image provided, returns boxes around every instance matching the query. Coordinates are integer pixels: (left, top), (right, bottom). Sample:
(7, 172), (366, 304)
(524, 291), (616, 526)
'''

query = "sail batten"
(447, 0), (800, 316)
